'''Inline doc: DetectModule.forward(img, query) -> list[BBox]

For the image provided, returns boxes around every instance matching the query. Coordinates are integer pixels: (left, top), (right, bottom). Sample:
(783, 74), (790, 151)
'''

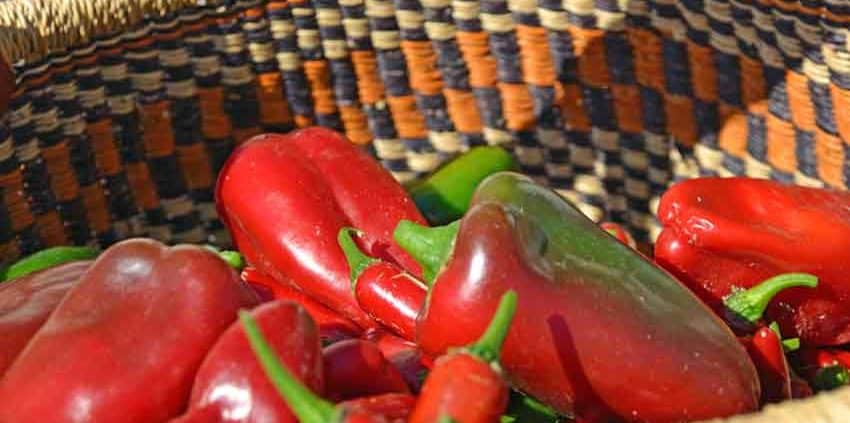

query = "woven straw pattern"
(1, 0), (850, 420)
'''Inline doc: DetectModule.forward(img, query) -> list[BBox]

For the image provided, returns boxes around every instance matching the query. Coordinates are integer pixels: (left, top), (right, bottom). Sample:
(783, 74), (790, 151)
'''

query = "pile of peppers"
(2, 127), (850, 423)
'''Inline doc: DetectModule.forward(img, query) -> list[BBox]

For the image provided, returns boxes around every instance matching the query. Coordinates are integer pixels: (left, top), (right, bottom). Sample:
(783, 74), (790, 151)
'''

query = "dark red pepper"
(0, 260), (91, 375)
(0, 239), (259, 422)
(242, 267), (362, 343)
(363, 329), (432, 393)
(323, 339), (411, 401)
(339, 228), (427, 341)
(408, 291), (517, 423)
(795, 348), (850, 391)
(216, 128), (427, 330)
(741, 326), (792, 404)
(655, 177), (850, 346)
(340, 393), (415, 423)
(177, 300), (323, 423)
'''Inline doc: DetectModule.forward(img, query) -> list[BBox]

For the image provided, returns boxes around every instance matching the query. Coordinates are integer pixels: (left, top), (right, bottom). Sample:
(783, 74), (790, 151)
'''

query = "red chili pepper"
(0, 239), (259, 422)
(178, 300), (323, 422)
(241, 311), (394, 423)
(339, 228), (427, 341)
(655, 177), (850, 346)
(340, 393), (415, 423)
(795, 348), (850, 391)
(409, 291), (517, 423)
(362, 329), (432, 393)
(216, 128), (427, 330)
(323, 339), (411, 401)
(242, 267), (362, 343)
(598, 222), (636, 249)
(0, 260), (91, 375)
(721, 273), (818, 334)
(741, 326), (791, 404)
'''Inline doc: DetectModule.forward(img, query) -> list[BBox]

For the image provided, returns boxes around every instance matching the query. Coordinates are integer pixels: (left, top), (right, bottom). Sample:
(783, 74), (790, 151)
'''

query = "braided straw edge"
(706, 385), (850, 423)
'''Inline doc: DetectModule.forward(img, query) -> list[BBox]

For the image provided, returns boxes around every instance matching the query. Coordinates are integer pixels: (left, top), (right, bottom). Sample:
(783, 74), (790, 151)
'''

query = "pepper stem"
(204, 245), (245, 271)
(338, 228), (378, 290)
(466, 290), (518, 363)
(814, 365), (850, 391)
(1, 246), (99, 281)
(240, 310), (339, 423)
(393, 220), (459, 285)
(724, 273), (818, 325)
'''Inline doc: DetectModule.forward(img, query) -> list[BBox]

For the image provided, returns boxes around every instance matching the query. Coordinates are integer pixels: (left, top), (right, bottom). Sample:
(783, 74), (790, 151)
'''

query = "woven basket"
(0, 0), (848, 420)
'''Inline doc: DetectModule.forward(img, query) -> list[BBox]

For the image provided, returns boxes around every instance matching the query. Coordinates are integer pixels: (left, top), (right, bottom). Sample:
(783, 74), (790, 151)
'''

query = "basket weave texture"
(0, 0), (849, 419)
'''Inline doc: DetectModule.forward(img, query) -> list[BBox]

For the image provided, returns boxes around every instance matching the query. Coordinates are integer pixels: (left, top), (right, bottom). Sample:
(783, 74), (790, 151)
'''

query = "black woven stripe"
(795, 128), (818, 178)
(424, 6), (452, 23)
(512, 13), (539, 27)
(402, 137), (432, 153)
(377, 50), (413, 97)
(145, 207), (169, 225)
(489, 32), (524, 84)
(663, 39), (692, 96)
(530, 86), (559, 128)
(810, 81), (839, 135)
(694, 100), (719, 147)
(715, 52), (743, 107)
(433, 40), (471, 91)
(606, 33), (635, 85)
(455, 18), (482, 32)
(170, 210), (203, 233)
(473, 87), (504, 129)
(103, 174), (140, 219)
(330, 59), (359, 105)
(282, 70), (315, 116)
(746, 112), (767, 161)
(58, 197), (91, 245)
(17, 225), (44, 256)
(315, 113), (344, 131)
(416, 94), (454, 132)
(640, 87), (665, 133)
(147, 155), (189, 199)
(206, 138), (236, 175)
(364, 105), (398, 139)
(21, 159), (57, 215)
(224, 84), (261, 129)
(548, 31), (577, 84)
(171, 98), (203, 146)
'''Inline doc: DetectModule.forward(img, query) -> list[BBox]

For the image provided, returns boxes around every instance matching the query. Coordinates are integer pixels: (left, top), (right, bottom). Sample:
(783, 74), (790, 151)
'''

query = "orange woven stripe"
(664, 95), (698, 146)
(612, 84), (642, 133)
(500, 83), (536, 131)
(444, 88), (483, 133)
(718, 111), (749, 157)
(740, 56), (766, 105)
(629, 29), (664, 92)
(234, 127), (263, 145)
(36, 211), (68, 247)
(125, 162), (160, 210)
(154, 27), (183, 42)
(0, 170), (35, 231)
(765, 111), (798, 173)
(198, 87), (233, 139)
(831, 85), (850, 143)
(559, 83), (590, 131)
(688, 41), (717, 102)
(455, 31), (498, 88)
(304, 60), (338, 115)
(786, 71), (816, 132)
(267, 0), (289, 11)
(0, 241), (20, 263)
(243, 5), (265, 18)
(257, 72), (293, 126)
(571, 28), (609, 88)
(177, 143), (215, 190)
(339, 105), (373, 145)
(141, 101), (177, 157)
(401, 40), (444, 95)
(516, 25), (556, 87)
(387, 95), (428, 138)
(815, 128), (845, 188)
(295, 115), (314, 128)
(351, 51), (386, 104)
(124, 36), (154, 51)
(79, 184), (112, 233)
(86, 119), (123, 176)
(41, 142), (80, 202)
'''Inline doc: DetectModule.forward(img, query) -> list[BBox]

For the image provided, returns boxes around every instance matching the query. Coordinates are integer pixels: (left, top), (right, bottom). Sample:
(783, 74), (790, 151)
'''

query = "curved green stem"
(1, 246), (99, 281)
(240, 311), (339, 423)
(337, 227), (378, 290)
(724, 273), (818, 325)
(393, 220), (459, 285)
(204, 245), (245, 271)
(467, 290), (518, 364)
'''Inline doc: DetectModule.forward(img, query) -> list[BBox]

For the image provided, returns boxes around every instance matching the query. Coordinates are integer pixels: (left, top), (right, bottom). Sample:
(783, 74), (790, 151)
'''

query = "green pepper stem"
(240, 311), (338, 423)
(338, 227), (378, 290)
(2, 246), (99, 281)
(393, 220), (459, 285)
(204, 245), (245, 271)
(467, 290), (518, 363)
(724, 273), (818, 324)
(814, 365), (850, 391)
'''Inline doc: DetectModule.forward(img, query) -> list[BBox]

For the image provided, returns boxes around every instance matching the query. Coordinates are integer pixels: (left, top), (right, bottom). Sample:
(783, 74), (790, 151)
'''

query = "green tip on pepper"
(814, 365), (850, 391)
(393, 220), (459, 286)
(768, 321), (801, 352)
(466, 290), (518, 364)
(724, 273), (818, 326)
(240, 310), (339, 423)
(204, 245), (245, 271)
(337, 227), (378, 289)
(438, 415), (461, 423)
(1, 246), (100, 282)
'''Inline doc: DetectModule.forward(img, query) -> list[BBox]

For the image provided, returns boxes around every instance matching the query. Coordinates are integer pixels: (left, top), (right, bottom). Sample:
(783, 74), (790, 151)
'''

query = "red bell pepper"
(177, 300), (323, 423)
(397, 172), (759, 422)
(339, 228), (427, 341)
(323, 339), (411, 401)
(655, 177), (850, 346)
(741, 326), (792, 404)
(0, 260), (92, 375)
(242, 267), (362, 343)
(0, 239), (259, 423)
(216, 128), (427, 330)
(241, 311), (410, 423)
(408, 291), (517, 423)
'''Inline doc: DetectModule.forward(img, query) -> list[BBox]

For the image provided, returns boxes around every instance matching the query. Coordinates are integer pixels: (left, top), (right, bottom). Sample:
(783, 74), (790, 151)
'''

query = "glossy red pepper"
(340, 393), (415, 423)
(0, 260), (91, 375)
(339, 228), (427, 341)
(599, 221), (636, 249)
(399, 172), (759, 422)
(242, 267), (362, 343)
(323, 339), (411, 401)
(655, 177), (850, 346)
(0, 239), (259, 422)
(177, 300), (323, 423)
(363, 329), (432, 393)
(741, 326), (791, 404)
(241, 311), (396, 423)
(408, 291), (516, 423)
